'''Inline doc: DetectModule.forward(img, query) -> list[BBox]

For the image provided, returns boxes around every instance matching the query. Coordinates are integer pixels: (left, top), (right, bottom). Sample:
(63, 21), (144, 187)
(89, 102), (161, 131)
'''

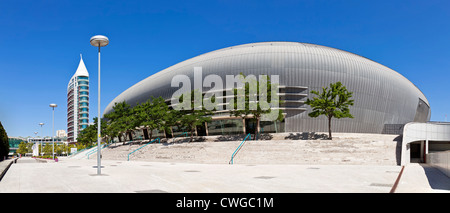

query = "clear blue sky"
(1, 0), (449, 137)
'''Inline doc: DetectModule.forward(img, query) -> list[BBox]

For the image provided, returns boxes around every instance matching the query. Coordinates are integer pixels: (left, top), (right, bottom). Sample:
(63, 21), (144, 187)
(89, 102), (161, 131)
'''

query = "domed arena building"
(104, 42), (430, 136)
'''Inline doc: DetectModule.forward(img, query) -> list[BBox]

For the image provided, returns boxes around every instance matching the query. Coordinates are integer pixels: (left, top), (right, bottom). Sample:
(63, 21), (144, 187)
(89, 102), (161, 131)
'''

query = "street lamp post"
(34, 132), (38, 156)
(49, 104), (57, 160)
(39, 123), (44, 156)
(90, 35), (109, 175)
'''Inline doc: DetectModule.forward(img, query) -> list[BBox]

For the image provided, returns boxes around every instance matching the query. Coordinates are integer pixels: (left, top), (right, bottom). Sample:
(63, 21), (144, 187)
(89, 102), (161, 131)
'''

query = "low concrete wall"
(427, 150), (450, 178)
(0, 159), (15, 181)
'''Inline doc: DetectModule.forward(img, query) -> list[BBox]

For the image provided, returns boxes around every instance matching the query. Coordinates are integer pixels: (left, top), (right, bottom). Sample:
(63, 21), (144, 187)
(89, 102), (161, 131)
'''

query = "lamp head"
(90, 35), (109, 47)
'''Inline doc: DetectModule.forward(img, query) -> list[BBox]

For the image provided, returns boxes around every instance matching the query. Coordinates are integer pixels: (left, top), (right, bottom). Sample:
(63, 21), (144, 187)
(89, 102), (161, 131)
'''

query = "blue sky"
(1, 0), (449, 137)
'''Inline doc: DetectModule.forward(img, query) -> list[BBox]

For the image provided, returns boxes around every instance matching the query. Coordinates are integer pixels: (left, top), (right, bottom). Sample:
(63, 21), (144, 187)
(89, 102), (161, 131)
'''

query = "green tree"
(77, 117), (109, 146)
(152, 97), (173, 139)
(55, 143), (66, 156)
(177, 90), (213, 142)
(42, 143), (53, 156)
(76, 143), (87, 151)
(66, 144), (75, 155)
(0, 121), (9, 160)
(26, 142), (33, 154)
(16, 142), (28, 156)
(304, 82), (354, 140)
(133, 97), (169, 141)
(77, 123), (97, 146)
(103, 115), (121, 143)
(163, 106), (183, 139)
(104, 101), (134, 142)
(132, 101), (151, 140)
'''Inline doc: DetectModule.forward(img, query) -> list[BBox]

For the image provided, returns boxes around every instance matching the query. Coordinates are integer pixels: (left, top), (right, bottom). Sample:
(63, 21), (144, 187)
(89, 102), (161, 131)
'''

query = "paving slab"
(0, 157), (413, 193)
(395, 163), (450, 193)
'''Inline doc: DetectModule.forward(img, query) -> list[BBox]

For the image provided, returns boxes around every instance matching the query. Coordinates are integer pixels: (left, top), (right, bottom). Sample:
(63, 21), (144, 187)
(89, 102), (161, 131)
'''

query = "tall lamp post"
(49, 104), (57, 160)
(90, 35), (109, 175)
(39, 123), (44, 156)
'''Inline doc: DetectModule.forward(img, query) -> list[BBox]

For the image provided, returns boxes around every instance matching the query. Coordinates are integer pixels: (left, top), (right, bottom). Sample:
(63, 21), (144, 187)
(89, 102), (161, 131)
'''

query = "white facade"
(67, 55), (89, 142)
(401, 122), (450, 177)
(104, 42), (430, 134)
(31, 142), (39, 156)
(56, 130), (67, 138)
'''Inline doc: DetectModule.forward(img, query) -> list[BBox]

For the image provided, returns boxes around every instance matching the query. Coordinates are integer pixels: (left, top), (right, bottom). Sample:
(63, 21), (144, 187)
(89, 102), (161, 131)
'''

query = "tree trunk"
(143, 128), (149, 140)
(256, 117), (260, 140)
(163, 128), (167, 140)
(190, 125), (194, 142)
(119, 133), (124, 145)
(150, 129), (153, 141)
(328, 116), (332, 140)
(128, 131), (133, 141)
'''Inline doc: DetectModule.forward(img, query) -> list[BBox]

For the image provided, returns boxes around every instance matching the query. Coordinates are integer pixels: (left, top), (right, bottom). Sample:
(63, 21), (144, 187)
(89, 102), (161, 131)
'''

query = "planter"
(32, 156), (58, 162)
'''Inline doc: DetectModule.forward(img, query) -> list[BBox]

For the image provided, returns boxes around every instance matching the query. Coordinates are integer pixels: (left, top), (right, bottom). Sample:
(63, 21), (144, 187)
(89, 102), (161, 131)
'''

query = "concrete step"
(99, 133), (401, 165)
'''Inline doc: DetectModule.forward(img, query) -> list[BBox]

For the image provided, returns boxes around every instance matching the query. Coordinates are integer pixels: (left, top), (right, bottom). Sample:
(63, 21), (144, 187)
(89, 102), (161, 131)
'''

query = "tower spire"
(74, 54), (89, 77)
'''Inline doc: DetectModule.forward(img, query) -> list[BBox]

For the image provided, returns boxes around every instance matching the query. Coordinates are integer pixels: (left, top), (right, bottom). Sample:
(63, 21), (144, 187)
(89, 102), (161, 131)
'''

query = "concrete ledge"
(0, 159), (14, 181)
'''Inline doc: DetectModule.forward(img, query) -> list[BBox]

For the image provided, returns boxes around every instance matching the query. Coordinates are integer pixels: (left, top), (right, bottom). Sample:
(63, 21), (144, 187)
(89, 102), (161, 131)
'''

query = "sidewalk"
(0, 157), (447, 193)
(395, 163), (450, 193)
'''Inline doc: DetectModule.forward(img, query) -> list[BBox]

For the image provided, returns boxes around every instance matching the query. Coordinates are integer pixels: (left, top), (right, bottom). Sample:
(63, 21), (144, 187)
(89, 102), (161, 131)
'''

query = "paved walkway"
(395, 163), (450, 192)
(0, 157), (448, 193)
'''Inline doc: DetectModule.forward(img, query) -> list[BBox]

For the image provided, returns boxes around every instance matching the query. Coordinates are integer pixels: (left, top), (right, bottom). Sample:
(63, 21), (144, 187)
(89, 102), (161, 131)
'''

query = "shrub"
(33, 155), (58, 160)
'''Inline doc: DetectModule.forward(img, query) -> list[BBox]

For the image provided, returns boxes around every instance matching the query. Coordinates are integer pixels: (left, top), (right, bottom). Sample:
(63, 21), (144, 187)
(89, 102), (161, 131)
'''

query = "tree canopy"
(89, 94), (214, 144)
(176, 90), (213, 142)
(76, 117), (107, 146)
(0, 121), (9, 160)
(305, 81), (354, 139)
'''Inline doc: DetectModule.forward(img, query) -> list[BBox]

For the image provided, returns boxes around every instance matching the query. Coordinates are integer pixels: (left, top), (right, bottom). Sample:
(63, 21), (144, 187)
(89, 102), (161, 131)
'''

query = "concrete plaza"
(0, 157), (448, 193)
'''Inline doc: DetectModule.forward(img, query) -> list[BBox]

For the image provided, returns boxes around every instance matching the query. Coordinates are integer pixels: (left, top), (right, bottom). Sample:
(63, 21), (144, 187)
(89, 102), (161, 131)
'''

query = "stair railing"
(85, 146), (98, 158)
(229, 133), (252, 164)
(87, 143), (111, 159)
(127, 138), (161, 161)
(172, 132), (188, 143)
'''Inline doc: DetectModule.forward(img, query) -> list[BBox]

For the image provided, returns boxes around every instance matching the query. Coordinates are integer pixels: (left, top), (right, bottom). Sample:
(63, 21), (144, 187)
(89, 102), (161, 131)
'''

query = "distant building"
(56, 130), (67, 138)
(28, 137), (66, 156)
(8, 137), (25, 156)
(67, 55), (89, 142)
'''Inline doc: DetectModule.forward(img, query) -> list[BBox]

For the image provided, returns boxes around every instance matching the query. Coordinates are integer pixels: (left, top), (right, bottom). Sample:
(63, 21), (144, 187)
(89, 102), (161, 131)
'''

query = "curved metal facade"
(104, 42), (430, 134)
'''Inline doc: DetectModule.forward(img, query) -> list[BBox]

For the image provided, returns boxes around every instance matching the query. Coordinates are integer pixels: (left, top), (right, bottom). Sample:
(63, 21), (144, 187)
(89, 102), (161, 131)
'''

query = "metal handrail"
(87, 143), (111, 159)
(87, 145), (101, 159)
(68, 145), (93, 157)
(127, 138), (160, 161)
(85, 146), (98, 157)
(172, 132), (188, 143)
(229, 133), (251, 164)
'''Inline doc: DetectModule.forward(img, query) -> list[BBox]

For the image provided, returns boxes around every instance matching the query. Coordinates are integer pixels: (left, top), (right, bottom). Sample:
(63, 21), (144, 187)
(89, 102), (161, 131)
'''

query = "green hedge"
(33, 155), (58, 160)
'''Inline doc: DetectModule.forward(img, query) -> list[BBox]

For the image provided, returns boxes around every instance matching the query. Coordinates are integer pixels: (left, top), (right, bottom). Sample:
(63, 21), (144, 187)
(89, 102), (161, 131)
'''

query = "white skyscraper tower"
(67, 55), (89, 143)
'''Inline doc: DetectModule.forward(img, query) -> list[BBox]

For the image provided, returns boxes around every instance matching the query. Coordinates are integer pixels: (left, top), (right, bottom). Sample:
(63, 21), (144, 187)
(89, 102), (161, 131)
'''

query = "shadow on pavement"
(421, 164), (450, 191)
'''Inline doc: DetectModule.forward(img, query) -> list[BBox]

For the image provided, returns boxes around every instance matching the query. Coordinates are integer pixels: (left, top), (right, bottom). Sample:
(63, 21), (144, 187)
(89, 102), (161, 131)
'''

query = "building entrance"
(410, 142), (421, 163)
(245, 119), (256, 135)
(196, 123), (207, 136)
